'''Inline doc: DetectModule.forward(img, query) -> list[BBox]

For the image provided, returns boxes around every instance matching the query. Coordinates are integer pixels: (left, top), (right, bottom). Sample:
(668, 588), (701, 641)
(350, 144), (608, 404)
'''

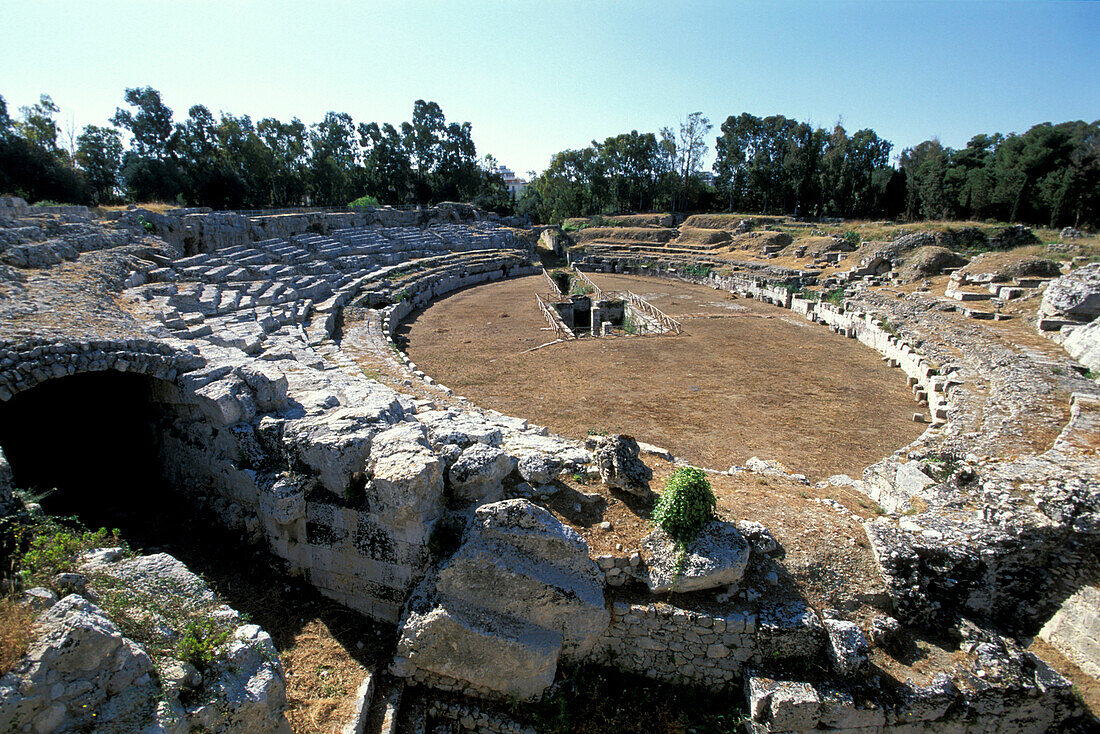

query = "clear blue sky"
(2, 1), (1097, 176)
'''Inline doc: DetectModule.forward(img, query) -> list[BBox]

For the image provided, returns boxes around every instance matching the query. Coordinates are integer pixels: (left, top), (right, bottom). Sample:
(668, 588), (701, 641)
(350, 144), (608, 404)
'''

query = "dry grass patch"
(725, 231), (792, 252)
(674, 227), (730, 246)
(606, 213), (673, 228)
(283, 619), (371, 734)
(681, 213), (787, 229)
(0, 597), (36, 676)
(98, 202), (180, 214)
(957, 247), (1063, 280)
(570, 227), (675, 244)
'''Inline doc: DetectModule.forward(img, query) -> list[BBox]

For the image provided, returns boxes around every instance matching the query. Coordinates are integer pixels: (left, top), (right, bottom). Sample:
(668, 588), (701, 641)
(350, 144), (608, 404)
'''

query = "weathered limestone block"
(417, 409), (503, 448)
(282, 410), (379, 496)
(1039, 263), (1100, 321)
(816, 686), (885, 729)
(434, 500), (608, 655)
(896, 461), (936, 497)
(515, 451), (564, 485)
(202, 624), (291, 734)
(736, 519), (781, 556)
(236, 363), (289, 412)
(259, 474), (308, 525)
(768, 681), (821, 731)
(588, 434), (651, 495)
(1039, 584), (1100, 678)
(1061, 318), (1100, 374)
(392, 604), (560, 702)
(96, 553), (216, 602)
(368, 423), (444, 528)
(501, 433), (590, 471)
(823, 618), (870, 676)
(392, 500), (608, 699)
(448, 443), (515, 504)
(757, 601), (826, 660)
(194, 376), (252, 425)
(640, 520), (751, 594)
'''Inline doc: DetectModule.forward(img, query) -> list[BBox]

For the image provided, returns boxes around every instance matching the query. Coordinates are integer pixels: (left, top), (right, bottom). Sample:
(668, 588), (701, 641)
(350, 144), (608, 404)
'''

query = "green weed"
(652, 467), (717, 543)
(177, 618), (231, 673)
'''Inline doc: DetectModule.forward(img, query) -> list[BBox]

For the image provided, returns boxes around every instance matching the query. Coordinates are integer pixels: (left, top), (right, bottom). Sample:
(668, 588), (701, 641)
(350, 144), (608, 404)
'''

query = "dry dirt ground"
(400, 273), (924, 481)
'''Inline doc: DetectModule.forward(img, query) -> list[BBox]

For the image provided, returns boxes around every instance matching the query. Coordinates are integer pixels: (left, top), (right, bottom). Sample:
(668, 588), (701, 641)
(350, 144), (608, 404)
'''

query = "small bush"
(19, 524), (122, 588)
(652, 467), (717, 543)
(177, 618), (231, 673)
(348, 195), (381, 209)
(842, 230), (860, 248)
(569, 279), (594, 296)
(877, 317), (899, 337)
(822, 287), (846, 306)
(684, 263), (713, 278)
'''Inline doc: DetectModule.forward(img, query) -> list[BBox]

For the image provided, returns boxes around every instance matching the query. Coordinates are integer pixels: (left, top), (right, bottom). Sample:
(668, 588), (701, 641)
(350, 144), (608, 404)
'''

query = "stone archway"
(0, 370), (184, 521)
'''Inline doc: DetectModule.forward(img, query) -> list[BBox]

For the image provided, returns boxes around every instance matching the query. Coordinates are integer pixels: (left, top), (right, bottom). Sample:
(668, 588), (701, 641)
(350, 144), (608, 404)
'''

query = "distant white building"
(494, 165), (528, 198)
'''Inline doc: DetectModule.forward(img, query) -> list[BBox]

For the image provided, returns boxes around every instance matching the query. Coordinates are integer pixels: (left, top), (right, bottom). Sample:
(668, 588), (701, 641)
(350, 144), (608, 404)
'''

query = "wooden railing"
(623, 291), (682, 334)
(535, 293), (575, 340)
(570, 267), (605, 299)
(543, 268), (564, 297)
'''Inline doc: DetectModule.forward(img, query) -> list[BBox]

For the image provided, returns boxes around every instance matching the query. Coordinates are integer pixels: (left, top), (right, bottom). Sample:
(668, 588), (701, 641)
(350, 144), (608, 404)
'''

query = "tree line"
(0, 87), (512, 211)
(2, 89), (1097, 228)
(518, 112), (1099, 228)
(519, 112), (716, 223)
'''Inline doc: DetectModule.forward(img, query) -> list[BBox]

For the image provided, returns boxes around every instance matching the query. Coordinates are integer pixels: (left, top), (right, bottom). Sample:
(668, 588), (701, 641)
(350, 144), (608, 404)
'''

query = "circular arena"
(400, 272), (924, 480)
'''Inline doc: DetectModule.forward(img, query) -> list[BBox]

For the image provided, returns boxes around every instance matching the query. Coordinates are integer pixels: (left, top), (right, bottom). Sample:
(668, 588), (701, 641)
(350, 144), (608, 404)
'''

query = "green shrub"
(348, 195), (381, 209)
(652, 467), (717, 543)
(877, 317), (899, 337)
(622, 312), (638, 335)
(684, 263), (713, 278)
(822, 287), (846, 306)
(18, 524), (123, 588)
(177, 618), (231, 673)
(842, 230), (860, 248)
(569, 279), (594, 296)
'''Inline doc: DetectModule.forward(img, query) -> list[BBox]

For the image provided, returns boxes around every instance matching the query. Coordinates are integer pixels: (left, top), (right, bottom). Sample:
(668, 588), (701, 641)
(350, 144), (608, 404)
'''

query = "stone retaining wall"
(594, 602), (758, 687)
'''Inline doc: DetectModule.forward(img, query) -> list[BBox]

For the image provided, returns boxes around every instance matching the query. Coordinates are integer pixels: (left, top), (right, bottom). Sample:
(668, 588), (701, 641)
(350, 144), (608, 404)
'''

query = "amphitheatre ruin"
(0, 195), (1098, 734)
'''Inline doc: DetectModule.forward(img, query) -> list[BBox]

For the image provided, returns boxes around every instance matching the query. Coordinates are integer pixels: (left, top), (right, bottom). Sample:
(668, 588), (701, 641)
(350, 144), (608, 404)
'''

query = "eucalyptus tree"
(75, 125), (123, 204)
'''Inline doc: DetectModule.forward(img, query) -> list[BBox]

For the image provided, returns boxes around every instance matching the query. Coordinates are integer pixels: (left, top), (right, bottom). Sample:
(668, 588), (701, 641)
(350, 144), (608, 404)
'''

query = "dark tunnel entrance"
(0, 371), (174, 526)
